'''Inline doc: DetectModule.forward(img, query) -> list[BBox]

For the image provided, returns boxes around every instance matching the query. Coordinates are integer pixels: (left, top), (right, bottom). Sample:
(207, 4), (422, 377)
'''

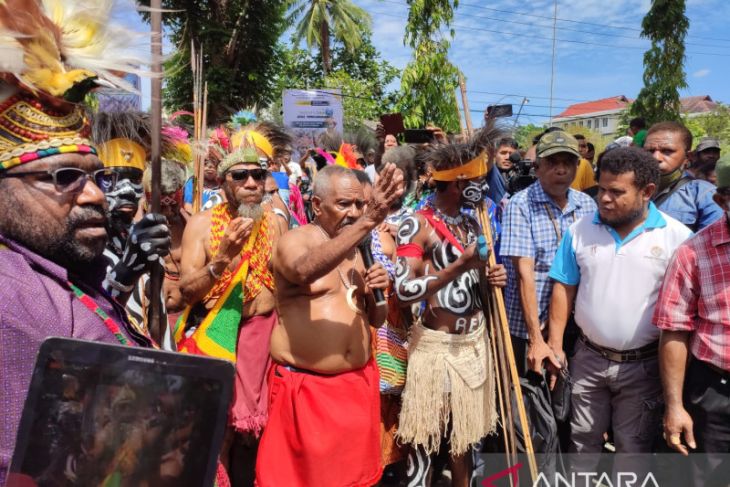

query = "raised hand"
(105, 213), (170, 298)
(363, 163), (404, 227)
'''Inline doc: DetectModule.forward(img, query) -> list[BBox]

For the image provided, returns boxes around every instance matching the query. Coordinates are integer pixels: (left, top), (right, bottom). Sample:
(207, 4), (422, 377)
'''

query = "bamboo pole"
(190, 43), (208, 214)
(477, 203), (539, 483)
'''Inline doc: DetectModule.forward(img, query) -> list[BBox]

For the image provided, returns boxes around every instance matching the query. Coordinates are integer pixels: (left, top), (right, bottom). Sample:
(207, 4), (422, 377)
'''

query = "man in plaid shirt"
(655, 154), (730, 481)
(501, 131), (596, 374)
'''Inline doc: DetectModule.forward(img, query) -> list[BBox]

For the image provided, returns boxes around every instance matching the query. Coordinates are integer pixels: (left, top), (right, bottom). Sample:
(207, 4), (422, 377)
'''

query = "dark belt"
(694, 358), (730, 381)
(275, 363), (329, 377)
(579, 333), (658, 363)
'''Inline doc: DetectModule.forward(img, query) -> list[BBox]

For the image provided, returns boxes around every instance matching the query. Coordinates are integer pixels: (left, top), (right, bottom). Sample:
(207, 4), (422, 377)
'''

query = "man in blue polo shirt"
(547, 147), (692, 468)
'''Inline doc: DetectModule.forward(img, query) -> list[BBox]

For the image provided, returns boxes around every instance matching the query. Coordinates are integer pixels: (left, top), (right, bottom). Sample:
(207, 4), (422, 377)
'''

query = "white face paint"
(106, 178), (144, 215)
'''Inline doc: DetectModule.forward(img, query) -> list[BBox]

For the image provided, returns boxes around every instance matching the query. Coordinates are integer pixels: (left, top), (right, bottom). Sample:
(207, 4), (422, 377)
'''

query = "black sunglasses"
(0, 167), (118, 194)
(227, 168), (267, 182)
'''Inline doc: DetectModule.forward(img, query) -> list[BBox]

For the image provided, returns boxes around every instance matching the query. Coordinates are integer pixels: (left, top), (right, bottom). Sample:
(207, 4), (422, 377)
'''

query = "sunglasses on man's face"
(0, 167), (117, 194)
(226, 168), (267, 182)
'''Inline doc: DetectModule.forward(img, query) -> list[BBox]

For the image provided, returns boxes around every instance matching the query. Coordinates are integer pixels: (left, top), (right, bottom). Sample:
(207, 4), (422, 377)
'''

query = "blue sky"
(138, 0), (730, 127)
(355, 0), (730, 127)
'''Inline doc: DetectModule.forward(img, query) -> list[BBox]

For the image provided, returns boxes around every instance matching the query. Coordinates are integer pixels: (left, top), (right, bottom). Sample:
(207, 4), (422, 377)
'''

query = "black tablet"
(6, 337), (234, 487)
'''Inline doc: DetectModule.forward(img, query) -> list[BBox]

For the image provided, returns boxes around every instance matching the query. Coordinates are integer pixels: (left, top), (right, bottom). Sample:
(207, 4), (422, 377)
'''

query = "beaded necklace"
(68, 282), (130, 346)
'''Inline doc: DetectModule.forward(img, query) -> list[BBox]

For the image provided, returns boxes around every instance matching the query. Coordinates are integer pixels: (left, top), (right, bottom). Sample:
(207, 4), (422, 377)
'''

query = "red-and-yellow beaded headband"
(0, 92), (96, 171)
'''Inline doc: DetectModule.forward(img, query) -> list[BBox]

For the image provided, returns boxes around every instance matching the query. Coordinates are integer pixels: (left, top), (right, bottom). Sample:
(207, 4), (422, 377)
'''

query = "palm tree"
(287, 0), (372, 76)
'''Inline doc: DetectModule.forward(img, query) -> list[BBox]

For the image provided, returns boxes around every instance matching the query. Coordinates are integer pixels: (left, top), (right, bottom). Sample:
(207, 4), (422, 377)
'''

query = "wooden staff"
(458, 73), (473, 137)
(454, 92), (467, 139)
(148, 0), (163, 344)
(477, 202), (539, 483)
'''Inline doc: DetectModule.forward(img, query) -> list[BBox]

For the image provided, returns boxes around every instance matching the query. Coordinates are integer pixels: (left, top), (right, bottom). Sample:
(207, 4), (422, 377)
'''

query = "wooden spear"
(477, 202), (539, 483)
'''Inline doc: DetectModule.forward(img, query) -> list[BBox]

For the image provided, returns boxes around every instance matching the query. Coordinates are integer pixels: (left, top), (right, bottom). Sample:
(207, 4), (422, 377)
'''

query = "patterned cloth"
(0, 235), (149, 483)
(371, 229), (395, 280)
(500, 181), (596, 338)
(654, 215), (730, 371)
(183, 177), (224, 211)
(206, 203), (274, 303)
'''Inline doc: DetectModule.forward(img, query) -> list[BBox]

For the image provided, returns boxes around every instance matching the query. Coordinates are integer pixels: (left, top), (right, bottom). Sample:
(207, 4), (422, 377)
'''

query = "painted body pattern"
(431, 240), (481, 316)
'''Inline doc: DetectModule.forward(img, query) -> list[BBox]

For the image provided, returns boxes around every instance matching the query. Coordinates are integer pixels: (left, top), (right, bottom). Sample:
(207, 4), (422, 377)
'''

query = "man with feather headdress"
(176, 122), (291, 481)
(0, 0), (155, 481)
(91, 110), (173, 347)
(393, 127), (508, 486)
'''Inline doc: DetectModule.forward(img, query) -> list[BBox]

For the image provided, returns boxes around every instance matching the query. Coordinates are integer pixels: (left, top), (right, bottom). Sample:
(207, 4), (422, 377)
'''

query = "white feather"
(41, 0), (155, 93)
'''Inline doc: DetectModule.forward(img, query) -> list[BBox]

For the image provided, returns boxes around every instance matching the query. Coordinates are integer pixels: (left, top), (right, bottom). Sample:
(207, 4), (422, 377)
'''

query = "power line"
(381, 0), (730, 50)
(457, 0), (730, 44)
(368, 9), (730, 58)
(467, 91), (592, 103)
(461, 107), (556, 118)
(470, 100), (572, 110)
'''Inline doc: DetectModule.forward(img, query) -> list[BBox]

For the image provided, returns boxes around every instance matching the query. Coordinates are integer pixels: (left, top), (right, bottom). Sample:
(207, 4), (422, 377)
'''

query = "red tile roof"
(554, 96), (631, 118)
(680, 95), (717, 114)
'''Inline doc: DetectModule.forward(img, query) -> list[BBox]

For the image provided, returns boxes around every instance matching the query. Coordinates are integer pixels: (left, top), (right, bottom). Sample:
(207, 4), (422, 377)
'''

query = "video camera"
(505, 151), (537, 194)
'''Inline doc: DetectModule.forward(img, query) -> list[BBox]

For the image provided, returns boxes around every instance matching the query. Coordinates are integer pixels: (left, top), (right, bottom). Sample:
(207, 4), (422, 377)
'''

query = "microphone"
(508, 150), (522, 166)
(358, 235), (387, 307)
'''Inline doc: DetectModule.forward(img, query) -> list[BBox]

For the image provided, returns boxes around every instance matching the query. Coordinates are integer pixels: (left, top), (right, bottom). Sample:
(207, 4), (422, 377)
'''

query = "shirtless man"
(394, 141), (507, 487)
(256, 164), (404, 487)
(177, 144), (288, 485)
(142, 159), (188, 315)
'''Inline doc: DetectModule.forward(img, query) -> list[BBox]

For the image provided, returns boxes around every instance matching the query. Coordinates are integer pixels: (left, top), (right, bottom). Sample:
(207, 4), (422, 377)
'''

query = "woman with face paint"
(394, 126), (508, 487)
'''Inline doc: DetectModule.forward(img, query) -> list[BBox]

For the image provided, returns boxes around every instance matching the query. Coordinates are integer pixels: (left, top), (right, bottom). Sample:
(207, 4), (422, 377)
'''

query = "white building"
(550, 95), (719, 137)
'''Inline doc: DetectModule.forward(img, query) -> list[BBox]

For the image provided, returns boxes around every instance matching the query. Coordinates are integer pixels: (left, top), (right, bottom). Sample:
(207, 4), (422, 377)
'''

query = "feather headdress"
(0, 0), (151, 171)
(91, 110), (193, 169)
(0, 0), (152, 102)
(229, 122), (292, 161)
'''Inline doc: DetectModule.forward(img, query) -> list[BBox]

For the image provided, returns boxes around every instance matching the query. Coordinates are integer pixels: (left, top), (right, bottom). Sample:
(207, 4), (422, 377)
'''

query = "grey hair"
(312, 165), (356, 199)
(143, 158), (187, 194)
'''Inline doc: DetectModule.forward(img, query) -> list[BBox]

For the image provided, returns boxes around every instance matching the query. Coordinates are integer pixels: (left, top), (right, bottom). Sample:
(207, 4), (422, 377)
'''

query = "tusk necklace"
(314, 223), (363, 314)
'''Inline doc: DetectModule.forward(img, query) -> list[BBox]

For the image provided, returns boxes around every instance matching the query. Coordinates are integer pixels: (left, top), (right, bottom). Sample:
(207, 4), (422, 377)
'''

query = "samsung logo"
(128, 355), (155, 364)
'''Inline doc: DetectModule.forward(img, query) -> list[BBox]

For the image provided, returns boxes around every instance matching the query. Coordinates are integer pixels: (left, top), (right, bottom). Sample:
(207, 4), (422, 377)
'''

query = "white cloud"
(693, 68), (711, 78)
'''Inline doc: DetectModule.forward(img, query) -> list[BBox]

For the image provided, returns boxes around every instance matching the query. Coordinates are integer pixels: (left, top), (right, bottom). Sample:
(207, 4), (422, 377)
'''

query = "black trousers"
(685, 358), (730, 485)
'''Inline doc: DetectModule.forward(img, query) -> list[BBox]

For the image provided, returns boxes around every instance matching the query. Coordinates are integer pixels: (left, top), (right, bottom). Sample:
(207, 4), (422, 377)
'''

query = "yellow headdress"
(430, 151), (488, 181)
(228, 122), (292, 165)
(230, 129), (273, 159)
(97, 138), (146, 171)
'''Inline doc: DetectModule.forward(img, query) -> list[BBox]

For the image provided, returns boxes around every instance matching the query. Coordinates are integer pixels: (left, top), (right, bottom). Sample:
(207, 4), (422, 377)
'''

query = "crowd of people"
(2, 4), (730, 487)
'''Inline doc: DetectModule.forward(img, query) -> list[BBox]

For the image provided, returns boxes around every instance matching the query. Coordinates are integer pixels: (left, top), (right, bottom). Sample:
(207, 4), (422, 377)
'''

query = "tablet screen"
(8, 338), (232, 487)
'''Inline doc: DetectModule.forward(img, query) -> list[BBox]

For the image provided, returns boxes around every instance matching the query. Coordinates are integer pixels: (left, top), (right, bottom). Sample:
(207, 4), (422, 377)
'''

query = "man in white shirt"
(547, 147), (692, 466)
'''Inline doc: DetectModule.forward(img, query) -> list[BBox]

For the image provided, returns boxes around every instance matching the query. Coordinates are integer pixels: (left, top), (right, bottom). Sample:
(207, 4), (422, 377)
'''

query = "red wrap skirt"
(255, 358), (382, 487)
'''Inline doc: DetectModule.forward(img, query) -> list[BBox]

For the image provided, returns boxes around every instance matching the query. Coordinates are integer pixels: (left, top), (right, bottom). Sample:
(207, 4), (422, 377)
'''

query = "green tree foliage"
(287, 0), (372, 75)
(513, 124), (544, 149)
(271, 35), (399, 131)
(141, 0), (288, 124)
(397, 0), (461, 133)
(683, 104), (730, 153)
(631, 0), (689, 124)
